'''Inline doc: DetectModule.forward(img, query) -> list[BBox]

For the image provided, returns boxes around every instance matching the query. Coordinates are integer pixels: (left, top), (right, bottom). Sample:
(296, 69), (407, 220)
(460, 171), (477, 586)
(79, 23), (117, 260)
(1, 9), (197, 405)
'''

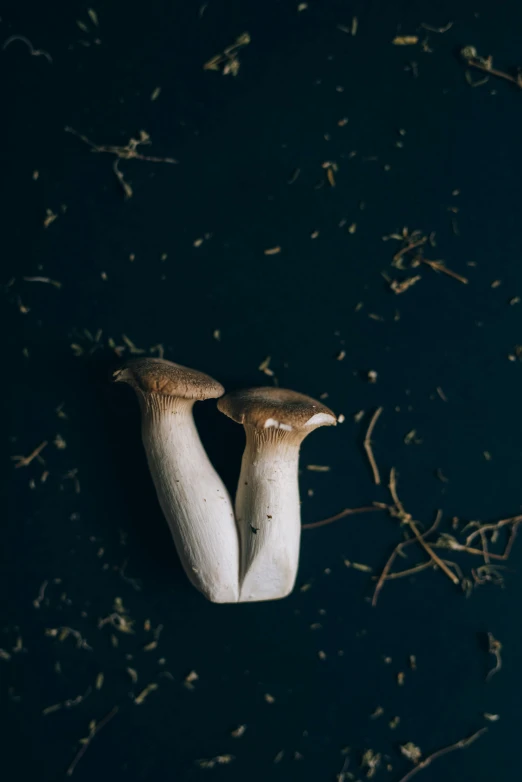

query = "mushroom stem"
(140, 396), (238, 602)
(114, 359), (239, 603)
(217, 387), (336, 603)
(236, 429), (301, 602)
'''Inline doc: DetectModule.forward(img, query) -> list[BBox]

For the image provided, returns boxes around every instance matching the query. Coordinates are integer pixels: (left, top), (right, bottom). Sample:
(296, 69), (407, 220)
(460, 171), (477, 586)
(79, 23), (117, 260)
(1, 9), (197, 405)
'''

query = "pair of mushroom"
(114, 358), (336, 603)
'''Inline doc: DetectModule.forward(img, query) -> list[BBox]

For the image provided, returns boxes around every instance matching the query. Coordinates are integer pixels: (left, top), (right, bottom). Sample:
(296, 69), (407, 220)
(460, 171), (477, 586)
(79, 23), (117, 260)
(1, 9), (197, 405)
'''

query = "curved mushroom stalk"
(218, 388), (336, 602)
(234, 427), (302, 601)
(114, 358), (239, 603)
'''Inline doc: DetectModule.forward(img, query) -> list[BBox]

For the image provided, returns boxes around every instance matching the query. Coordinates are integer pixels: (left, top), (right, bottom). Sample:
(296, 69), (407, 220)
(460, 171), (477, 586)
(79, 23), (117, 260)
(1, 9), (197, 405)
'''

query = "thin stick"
(372, 510), (442, 606)
(420, 21), (453, 33)
(380, 561), (433, 580)
(465, 515), (522, 547)
(11, 440), (48, 468)
(2, 35), (52, 62)
(364, 407), (383, 485)
(65, 127), (178, 164)
(443, 558), (464, 580)
(388, 467), (408, 518)
(23, 276), (62, 288)
(479, 529), (490, 564)
(113, 160), (133, 199)
(396, 728), (487, 782)
(407, 521), (460, 585)
(372, 533), (417, 606)
(502, 523), (519, 559)
(393, 237), (427, 263)
(421, 259), (468, 284)
(302, 506), (383, 530)
(432, 541), (507, 561)
(389, 469), (459, 585)
(66, 706), (119, 776)
(465, 56), (522, 87)
(66, 126), (177, 198)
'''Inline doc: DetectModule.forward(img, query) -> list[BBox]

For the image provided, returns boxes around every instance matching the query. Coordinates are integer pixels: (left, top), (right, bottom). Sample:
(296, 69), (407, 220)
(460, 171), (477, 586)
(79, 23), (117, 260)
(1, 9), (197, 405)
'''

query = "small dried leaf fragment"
(400, 742), (422, 764)
(231, 724), (247, 738)
(184, 670), (199, 690)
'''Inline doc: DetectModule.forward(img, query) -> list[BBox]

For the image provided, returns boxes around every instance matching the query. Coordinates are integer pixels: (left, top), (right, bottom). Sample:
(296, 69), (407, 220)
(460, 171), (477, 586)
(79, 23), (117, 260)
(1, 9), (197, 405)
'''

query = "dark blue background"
(3, 1), (522, 780)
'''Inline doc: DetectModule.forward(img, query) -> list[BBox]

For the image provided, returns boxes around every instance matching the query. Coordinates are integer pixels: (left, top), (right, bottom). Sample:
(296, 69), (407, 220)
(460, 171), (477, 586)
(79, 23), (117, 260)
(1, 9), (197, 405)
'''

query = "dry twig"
(382, 561), (433, 580)
(393, 236), (427, 264)
(303, 506), (383, 530)
(203, 32), (250, 75)
(465, 515), (522, 548)
(420, 21), (453, 33)
(66, 706), (119, 776)
(388, 469), (459, 586)
(421, 259), (468, 285)
(65, 127), (177, 164)
(364, 407), (384, 485)
(65, 127), (177, 198)
(396, 728), (487, 782)
(372, 509), (443, 606)
(12, 440), (48, 468)
(462, 47), (522, 88)
(23, 276), (62, 288)
(2, 35), (52, 62)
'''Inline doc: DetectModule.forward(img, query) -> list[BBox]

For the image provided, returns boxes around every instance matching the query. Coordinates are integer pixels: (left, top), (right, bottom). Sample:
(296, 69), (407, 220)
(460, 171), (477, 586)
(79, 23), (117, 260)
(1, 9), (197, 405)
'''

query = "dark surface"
(3, 0), (522, 780)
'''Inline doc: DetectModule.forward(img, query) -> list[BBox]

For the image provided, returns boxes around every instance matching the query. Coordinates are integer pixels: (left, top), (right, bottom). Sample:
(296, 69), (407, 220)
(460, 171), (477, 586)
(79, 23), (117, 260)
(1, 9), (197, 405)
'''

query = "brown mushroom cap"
(217, 387), (336, 431)
(113, 358), (224, 400)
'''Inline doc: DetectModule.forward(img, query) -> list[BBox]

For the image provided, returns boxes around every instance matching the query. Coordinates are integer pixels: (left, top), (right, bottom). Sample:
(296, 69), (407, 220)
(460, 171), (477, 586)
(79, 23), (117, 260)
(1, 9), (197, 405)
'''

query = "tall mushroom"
(113, 358), (239, 603)
(217, 388), (336, 602)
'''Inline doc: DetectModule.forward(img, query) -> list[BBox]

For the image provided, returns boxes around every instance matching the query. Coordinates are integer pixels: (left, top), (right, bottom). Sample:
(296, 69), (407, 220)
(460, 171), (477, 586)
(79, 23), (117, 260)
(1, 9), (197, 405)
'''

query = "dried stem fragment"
(388, 469), (459, 586)
(372, 505), (448, 606)
(364, 407), (383, 485)
(395, 728), (487, 782)
(66, 706), (119, 776)
(66, 127), (177, 197)
(462, 49), (522, 88)
(2, 35), (52, 62)
(303, 506), (383, 530)
(12, 441), (48, 468)
(421, 259), (468, 284)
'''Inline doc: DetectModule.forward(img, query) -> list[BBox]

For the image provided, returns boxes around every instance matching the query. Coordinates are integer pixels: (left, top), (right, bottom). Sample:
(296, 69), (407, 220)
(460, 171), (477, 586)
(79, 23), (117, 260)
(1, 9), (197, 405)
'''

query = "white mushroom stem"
(139, 394), (239, 603)
(235, 426), (304, 602)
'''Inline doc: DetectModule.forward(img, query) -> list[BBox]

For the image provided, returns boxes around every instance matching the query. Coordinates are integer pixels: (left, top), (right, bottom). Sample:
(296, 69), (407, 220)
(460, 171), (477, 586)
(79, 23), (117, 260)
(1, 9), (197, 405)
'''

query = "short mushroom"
(217, 387), (336, 602)
(114, 358), (239, 603)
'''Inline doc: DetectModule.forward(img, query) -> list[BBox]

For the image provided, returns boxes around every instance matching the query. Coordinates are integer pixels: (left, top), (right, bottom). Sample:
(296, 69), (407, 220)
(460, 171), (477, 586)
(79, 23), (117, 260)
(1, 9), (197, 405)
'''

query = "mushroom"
(113, 358), (239, 603)
(217, 387), (336, 602)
